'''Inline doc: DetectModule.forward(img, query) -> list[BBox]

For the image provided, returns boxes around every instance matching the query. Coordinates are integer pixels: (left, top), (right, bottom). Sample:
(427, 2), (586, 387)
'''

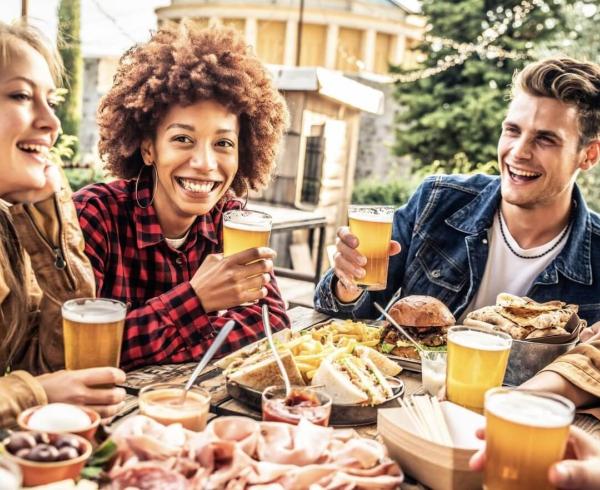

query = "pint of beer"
(484, 388), (574, 490)
(62, 298), (127, 369)
(446, 325), (512, 412)
(348, 205), (394, 291)
(223, 210), (272, 257)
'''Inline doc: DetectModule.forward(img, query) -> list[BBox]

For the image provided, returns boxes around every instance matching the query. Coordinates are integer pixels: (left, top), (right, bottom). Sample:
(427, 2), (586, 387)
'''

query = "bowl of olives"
(1, 431), (92, 486)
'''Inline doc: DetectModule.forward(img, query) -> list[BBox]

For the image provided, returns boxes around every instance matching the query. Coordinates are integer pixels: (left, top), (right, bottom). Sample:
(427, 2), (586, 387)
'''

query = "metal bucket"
(504, 338), (578, 386)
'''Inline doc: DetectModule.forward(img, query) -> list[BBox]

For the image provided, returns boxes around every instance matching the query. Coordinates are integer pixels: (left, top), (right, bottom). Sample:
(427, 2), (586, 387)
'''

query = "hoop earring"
(135, 164), (157, 209)
(241, 179), (249, 209)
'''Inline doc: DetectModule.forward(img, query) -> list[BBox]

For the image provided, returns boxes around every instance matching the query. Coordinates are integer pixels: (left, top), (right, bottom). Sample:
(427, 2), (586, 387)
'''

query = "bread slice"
(226, 350), (305, 392)
(354, 345), (402, 376)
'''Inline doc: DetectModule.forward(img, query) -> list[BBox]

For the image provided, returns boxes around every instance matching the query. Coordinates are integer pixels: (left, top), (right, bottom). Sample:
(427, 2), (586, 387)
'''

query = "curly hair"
(97, 22), (288, 195)
(512, 57), (600, 149)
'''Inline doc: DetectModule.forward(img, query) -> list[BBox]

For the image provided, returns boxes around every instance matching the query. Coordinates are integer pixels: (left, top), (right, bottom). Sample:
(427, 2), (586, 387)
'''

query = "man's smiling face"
(498, 91), (590, 210)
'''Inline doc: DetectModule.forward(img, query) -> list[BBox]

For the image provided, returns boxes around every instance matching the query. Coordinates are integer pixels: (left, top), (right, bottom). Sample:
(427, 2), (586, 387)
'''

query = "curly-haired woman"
(0, 21), (126, 425)
(74, 23), (291, 370)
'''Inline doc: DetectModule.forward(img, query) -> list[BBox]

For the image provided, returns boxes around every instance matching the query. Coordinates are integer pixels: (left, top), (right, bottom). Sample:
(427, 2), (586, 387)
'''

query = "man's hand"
(470, 426), (600, 490)
(191, 247), (276, 312)
(37, 367), (127, 418)
(581, 321), (600, 343)
(332, 226), (401, 303)
(3, 164), (62, 204)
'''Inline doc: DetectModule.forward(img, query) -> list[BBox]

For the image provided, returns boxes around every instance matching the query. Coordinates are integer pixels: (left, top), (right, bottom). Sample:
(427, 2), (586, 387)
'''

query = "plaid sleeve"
(123, 273), (290, 370)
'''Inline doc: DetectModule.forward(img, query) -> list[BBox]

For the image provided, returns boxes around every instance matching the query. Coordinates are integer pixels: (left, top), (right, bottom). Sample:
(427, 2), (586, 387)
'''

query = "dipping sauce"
(139, 384), (210, 431)
(262, 386), (332, 426)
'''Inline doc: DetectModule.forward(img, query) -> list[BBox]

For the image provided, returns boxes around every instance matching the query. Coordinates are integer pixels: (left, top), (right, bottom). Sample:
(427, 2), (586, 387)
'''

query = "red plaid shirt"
(73, 175), (289, 370)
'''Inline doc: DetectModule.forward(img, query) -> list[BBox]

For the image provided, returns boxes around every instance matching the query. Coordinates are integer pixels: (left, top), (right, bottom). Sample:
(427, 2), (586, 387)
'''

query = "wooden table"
(115, 306), (600, 489)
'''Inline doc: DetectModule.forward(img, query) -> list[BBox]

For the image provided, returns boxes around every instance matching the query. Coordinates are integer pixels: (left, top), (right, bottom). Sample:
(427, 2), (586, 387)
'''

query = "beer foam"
(348, 212), (394, 223)
(448, 329), (511, 351)
(62, 299), (126, 323)
(486, 391), (573, 428)
(224, 221), (271, 232)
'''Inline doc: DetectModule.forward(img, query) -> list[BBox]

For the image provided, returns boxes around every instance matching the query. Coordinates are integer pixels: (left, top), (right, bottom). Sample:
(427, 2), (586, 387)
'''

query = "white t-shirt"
(460, 212), (570, 321)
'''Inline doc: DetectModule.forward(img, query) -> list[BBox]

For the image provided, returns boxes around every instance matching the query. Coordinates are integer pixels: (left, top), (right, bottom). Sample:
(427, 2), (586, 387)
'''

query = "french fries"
(277, 320), (383, 382)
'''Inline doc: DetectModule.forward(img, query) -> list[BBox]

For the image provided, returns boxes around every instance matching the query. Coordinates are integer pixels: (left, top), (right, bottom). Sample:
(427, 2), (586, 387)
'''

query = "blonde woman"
(0, 21), (125, 425)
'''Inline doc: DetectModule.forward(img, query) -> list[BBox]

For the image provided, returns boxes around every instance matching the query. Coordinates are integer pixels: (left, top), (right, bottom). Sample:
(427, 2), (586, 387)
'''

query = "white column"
(245, 17), (257, 50)
(391, 34), (406, 65)
(363, 29), (376, 72)
(284, 19), (298, 66)
(208, 16), (221, 28)
(324, 23), (339, 70)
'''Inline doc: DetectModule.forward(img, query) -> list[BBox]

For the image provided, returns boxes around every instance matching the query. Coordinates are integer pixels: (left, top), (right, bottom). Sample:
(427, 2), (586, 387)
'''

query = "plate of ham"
(106, 415), (403, 489)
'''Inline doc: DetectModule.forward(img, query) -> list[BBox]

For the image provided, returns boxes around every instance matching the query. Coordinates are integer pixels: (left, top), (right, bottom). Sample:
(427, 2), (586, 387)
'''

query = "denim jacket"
(315, 174), (600, 326)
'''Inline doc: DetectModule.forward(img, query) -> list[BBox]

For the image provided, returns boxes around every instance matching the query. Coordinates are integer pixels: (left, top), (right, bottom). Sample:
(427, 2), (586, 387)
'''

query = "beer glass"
(446, 325), (512, 412)
(62, 298), (127, 369)
(223, 209), (272, 257)
(484, 388), (574, 490)
(348, 205), (394, 291)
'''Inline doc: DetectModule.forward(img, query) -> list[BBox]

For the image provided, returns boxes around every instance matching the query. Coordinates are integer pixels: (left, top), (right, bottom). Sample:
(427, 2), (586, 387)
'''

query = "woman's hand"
(190, 247), (276, 312)
(37, 367), (126, 418)
(332, 226), (401, 303)
(3, 164), (62, 204)
(469, 426), (600, 490)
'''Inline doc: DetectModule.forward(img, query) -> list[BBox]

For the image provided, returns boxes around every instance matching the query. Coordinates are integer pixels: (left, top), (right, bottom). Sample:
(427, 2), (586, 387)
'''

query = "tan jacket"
(541, 340), (600, 401)
(0, 184), (95, 427)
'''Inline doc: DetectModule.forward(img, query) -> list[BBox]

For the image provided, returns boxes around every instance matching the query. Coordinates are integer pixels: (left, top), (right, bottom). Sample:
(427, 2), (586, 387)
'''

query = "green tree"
(56, 0), (82, 159)
(393, 0), (572, 174)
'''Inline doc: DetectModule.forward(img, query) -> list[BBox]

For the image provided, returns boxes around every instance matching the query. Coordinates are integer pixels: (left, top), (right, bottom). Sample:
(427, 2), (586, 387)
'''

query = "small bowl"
(2, 432), (92, 487)
(18, 405), (101, 441)
(262, 385), (333, 426)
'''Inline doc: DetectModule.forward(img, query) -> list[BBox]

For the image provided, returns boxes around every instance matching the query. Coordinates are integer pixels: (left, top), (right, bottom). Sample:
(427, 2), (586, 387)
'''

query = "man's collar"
(132, 174), (220, 249)
(445, 178), (592, 285)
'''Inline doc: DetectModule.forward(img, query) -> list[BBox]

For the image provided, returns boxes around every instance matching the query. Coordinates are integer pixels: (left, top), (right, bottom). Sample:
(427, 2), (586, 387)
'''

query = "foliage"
(64, 167), (106, 192)
(393, 0), (573, 174)
(56, 0), (83, 158)
(351, 174), (420, 207)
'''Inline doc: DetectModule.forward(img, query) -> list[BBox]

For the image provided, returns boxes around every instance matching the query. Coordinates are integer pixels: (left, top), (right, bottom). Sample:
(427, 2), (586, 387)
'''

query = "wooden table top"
(115, 306), (600, 489)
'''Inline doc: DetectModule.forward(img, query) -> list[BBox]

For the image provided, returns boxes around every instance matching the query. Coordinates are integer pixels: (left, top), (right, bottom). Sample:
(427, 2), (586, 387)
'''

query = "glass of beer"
(62, 298), (127, 369)
(223, 209), (272, 257)
(446, 325), (512, 413)
(484, 388), (574, 490)
(348, 205), (395, 291)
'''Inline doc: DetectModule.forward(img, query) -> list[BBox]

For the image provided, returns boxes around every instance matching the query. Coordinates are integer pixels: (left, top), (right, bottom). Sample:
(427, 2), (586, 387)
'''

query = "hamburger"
(378, 295), (455, 360)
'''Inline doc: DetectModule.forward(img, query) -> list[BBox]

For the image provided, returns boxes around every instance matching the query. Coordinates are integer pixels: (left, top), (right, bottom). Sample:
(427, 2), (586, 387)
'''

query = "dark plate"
(226, 377), (405, 427)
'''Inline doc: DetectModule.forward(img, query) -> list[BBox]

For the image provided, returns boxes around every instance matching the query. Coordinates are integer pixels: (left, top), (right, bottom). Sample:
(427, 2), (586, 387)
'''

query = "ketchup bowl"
(261, 385), (332, 426)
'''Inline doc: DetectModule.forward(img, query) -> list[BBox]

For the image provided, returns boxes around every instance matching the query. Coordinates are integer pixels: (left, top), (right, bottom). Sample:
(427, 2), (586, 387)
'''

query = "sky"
(1, 0), (170, 57)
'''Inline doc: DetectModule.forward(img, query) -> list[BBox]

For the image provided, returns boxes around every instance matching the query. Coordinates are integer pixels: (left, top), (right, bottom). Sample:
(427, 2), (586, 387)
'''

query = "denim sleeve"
(314, 268), (369, 318)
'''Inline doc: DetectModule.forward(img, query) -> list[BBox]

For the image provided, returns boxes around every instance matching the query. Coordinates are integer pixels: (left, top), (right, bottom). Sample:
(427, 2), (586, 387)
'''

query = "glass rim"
(261, 384), (333, 406)
(139, 383), (210, 405)
(448, 324), (513, 343)
(485, 387), (575, 419)
(223, 209), (272, 220)
(419, 349), (448, 361)
(62, 297), (127, 311)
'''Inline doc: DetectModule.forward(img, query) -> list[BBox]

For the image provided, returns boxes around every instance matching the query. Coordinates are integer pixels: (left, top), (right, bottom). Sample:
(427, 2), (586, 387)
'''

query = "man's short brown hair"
(97, 22), (288, 195)
(512, 57), (600, 148)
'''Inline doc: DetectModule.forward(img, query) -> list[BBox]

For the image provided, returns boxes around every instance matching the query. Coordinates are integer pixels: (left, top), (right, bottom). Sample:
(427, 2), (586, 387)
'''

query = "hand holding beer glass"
(483, 388), (574, 490)
(446, 325), (512, 413)
(347, 205), (395, 291)
(62, 298), (127, 370)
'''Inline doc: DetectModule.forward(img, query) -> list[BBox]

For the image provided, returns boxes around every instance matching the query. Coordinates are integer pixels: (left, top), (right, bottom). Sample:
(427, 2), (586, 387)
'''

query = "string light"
(394, 0), (546, 83)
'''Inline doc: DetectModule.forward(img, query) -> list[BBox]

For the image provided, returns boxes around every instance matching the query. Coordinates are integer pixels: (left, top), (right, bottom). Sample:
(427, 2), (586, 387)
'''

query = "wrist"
(333, 276), (362, 304)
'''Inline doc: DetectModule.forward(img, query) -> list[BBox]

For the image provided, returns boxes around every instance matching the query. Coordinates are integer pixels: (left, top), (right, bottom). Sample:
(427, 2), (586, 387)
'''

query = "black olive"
(6, 433), (36, 454)
(33, 432), (50, 445)
(53, 435), (80, 451)
(56, 446), (79, 461)
(26, 444), (59, 462)
(15, 448), (31, 459)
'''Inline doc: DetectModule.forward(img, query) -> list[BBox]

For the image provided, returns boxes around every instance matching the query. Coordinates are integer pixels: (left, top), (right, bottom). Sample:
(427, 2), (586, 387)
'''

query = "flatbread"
(499, 306), (576, 330)
(525, 327), (568, 340)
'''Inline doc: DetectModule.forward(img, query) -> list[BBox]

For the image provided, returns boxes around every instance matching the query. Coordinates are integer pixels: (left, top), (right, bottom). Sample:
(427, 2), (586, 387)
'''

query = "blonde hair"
(0, 21), (62, 371)
(512, 57), (600, 148)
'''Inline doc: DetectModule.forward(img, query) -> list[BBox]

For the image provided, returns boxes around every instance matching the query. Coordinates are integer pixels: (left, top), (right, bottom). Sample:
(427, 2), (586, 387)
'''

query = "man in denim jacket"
(315, 57), (600, 327)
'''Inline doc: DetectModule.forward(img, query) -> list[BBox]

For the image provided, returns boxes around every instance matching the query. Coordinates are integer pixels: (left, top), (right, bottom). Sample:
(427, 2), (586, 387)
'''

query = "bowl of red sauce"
(261, 385), (332, 426)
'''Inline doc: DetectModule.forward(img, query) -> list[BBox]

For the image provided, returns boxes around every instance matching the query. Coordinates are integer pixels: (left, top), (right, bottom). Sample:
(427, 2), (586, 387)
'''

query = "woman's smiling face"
(141, 99), (239, 236)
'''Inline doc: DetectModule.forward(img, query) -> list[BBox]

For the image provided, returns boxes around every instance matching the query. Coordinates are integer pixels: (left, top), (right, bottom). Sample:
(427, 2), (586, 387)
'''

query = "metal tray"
(226, 377), (405, 427)
(386, 355), (422, 373)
